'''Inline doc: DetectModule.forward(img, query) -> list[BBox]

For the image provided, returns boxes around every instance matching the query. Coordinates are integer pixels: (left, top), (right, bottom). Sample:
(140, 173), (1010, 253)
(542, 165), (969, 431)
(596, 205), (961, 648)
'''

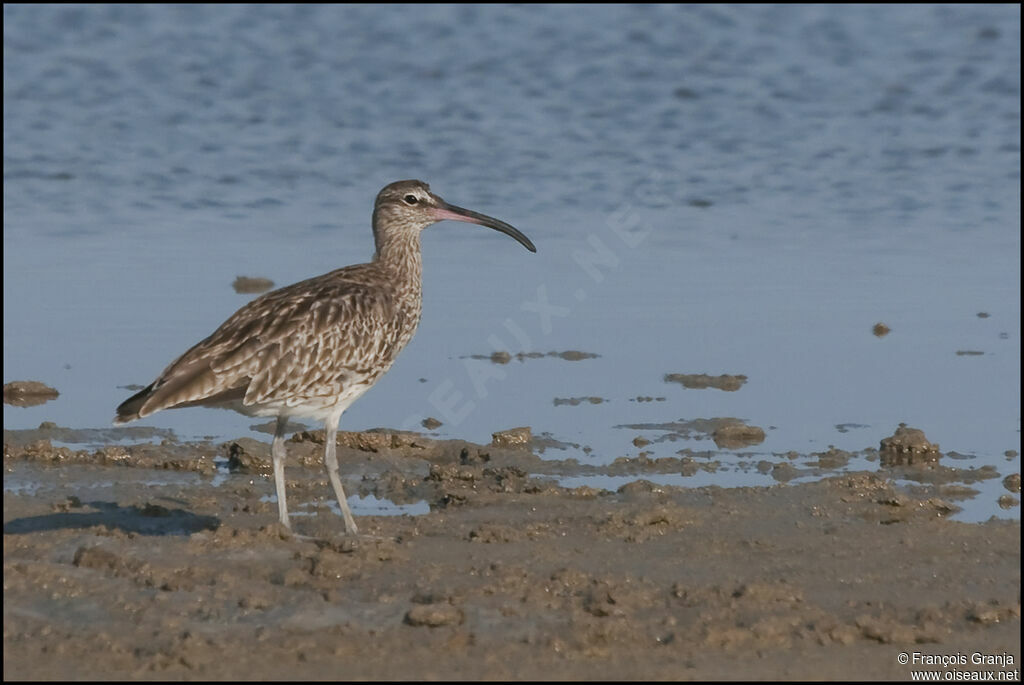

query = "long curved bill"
(432, 203), (537, 253)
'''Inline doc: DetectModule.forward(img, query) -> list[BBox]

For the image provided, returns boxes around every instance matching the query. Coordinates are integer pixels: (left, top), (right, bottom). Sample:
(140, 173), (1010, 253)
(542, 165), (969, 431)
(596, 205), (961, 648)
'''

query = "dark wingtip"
(114, 384), (153, 424)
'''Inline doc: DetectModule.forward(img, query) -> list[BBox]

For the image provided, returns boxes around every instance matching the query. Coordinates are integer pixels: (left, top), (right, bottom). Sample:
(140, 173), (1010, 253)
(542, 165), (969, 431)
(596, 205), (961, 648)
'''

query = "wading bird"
(116, 180), (536, 535)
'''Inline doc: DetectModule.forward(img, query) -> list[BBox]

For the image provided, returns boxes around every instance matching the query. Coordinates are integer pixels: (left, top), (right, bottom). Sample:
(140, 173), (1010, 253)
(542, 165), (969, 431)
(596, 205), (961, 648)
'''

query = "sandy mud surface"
(3, 430), (1020, 680)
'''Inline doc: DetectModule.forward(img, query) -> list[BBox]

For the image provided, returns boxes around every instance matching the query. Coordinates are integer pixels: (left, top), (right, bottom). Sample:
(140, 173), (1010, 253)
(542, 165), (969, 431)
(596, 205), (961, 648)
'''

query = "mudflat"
(3, 431), (1020, 680)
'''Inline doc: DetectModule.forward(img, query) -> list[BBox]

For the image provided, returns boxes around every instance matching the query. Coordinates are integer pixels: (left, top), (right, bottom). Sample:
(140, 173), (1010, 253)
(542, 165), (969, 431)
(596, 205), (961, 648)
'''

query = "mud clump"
(811, 447), (854, 469)
(421, 417), (443, 430)
(664, 373), (747, 392)
(555, 350), (599, 361)
(553, 396), (605, 407)
(712, 422), (766, 449)
(227, 439), (271, 474)
(997, 495), (1019, 510)
(491, 426), (531, 449)
(231, 275), (274, 294)
(872, 322), (891, 337)
(3, 381), (59, 407)
(425, 462), (550, 507)
(1002, 473), (1021, 493)
(679, 455), (720, 476)
(771, 462), (801, 482)
(879, 424), (941, 466)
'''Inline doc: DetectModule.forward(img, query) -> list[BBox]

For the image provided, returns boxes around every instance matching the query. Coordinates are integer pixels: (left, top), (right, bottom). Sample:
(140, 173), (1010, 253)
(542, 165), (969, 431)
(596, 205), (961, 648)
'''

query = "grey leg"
(323, 421), (359, 535)
(272, 416), (291, 530)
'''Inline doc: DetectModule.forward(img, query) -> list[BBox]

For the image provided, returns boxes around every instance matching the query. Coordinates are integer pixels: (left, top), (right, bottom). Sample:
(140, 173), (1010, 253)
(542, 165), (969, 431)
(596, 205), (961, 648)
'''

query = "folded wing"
(115, 267), (397, 423)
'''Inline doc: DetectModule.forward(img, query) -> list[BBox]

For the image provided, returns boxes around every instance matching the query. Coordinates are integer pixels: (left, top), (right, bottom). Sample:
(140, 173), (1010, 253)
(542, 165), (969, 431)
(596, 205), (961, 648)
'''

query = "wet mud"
(3, 427), (1020, 680)
(615, 417), (758, 445)
(4, 421), (177, 447)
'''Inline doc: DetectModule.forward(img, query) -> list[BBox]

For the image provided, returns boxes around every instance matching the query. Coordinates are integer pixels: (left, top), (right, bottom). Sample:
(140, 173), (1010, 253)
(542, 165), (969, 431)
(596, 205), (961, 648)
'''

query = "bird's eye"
(403, 194), (418, 205)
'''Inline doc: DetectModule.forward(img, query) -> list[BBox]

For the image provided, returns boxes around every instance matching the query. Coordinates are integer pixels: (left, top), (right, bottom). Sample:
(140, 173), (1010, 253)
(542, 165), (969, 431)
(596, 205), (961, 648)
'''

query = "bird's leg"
(324, 421), (359, 535)
(272, 415), (291, 530)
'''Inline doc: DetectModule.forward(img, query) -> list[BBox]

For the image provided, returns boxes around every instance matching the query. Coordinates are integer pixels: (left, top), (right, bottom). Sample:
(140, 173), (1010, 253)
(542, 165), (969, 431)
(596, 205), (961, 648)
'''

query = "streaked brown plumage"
(116, 180), (536, 535)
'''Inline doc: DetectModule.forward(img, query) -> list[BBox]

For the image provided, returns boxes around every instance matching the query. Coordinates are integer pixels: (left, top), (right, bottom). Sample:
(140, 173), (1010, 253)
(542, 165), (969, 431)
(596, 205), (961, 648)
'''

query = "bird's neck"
(373, 227), (423, 292)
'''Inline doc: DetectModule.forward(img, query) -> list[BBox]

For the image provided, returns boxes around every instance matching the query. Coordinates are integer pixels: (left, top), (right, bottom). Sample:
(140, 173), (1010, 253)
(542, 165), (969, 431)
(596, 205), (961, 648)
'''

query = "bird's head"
(373, 180), (536, 253)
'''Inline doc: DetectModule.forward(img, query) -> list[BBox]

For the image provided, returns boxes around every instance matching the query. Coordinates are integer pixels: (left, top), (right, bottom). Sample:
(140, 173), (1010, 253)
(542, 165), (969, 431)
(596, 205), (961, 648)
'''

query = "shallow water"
(4, 5), (1020, 520)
